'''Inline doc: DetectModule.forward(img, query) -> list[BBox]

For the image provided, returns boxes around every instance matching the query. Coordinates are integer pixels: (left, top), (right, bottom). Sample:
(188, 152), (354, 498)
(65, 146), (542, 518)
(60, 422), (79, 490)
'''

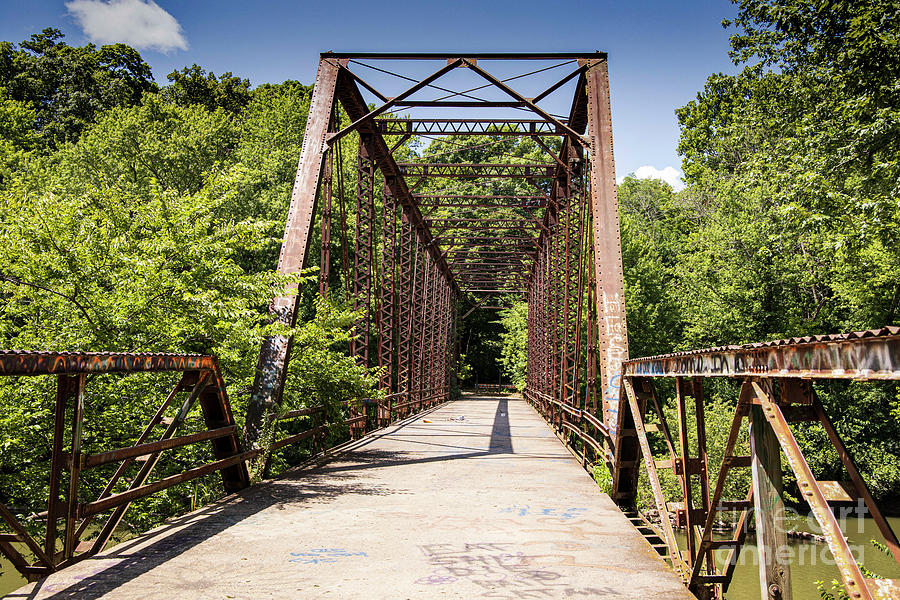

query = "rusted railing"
(474, 383), (517, 393)
(0, 351), (450, 581)
(525, 388), (612, 473)
(0, 351), (249, 580)
(616, 328), (900, 600)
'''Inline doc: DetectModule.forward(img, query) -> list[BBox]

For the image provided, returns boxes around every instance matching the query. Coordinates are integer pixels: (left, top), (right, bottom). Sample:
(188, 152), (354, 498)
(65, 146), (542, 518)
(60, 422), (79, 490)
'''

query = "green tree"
(163, 64), (252, 115)
(0, 87), (38, 185)
(677, 0), (900, 336)
(53, 92), (238, 197)
(667, 0), (900, 504)
(498, 302), (527, 390)
(0, 71), (381, 536)
(0, 28), (156, 146)
(617, 176), (687, 355)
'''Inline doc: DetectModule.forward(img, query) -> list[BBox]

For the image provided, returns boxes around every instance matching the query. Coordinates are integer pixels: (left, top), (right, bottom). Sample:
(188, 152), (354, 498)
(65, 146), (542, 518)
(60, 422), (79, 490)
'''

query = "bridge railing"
(0, 351), (452, 581)
(474, 383), (517, 394)
(524, 388), (612, 473)
(616, 328), (900, 600)
(0, 351), (249, 580)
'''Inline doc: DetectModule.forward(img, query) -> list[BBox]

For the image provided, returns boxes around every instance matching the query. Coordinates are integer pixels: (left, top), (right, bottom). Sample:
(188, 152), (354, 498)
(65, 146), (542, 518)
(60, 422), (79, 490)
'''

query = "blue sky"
(0, 0), (742, 189)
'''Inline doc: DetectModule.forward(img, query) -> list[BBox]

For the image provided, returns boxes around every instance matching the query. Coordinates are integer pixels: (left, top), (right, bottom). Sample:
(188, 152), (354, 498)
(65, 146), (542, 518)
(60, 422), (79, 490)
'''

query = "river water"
(2, 516), (899, 597)
(0, 526), (133, 597)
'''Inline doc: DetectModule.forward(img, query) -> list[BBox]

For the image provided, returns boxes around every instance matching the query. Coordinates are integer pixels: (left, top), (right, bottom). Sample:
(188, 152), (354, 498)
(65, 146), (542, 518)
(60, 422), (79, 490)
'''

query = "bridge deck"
(7, 395), (692, 600)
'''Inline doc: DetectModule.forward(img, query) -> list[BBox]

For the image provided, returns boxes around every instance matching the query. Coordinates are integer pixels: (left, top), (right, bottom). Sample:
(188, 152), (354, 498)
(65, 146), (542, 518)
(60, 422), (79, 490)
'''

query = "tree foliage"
(0, 34), (379, 547)
(0, 28), (156, 146)
(163, 64), (252, 115)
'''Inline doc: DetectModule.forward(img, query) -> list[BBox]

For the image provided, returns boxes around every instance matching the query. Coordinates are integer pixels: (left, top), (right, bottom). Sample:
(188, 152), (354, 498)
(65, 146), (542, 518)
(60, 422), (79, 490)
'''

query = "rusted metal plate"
(624, 327), (900, 379)
(0, 350), (213, 376)
(818, 480), (858, 502)
(866, 579), (900, 600)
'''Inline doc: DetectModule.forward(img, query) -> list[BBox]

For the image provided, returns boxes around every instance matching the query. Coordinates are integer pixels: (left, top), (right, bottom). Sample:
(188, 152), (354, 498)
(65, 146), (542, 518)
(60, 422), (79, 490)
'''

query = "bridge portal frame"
(243, 53), (632, 500)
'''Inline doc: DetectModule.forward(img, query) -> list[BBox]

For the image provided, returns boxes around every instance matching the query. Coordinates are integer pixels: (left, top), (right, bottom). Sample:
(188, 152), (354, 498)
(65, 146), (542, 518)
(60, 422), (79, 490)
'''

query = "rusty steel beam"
(397, 218), (415, 409)
(416, 194), (547, 200)
(324, 52), (604, 59)
(318, 147), (333, 298)
(334, 63), (458, 295)
(449, 257), (530, 263)
(751, 382), (873, 600)
(461, 59), (590, 144)
(0, 360), (249, 580)
(245, 58), (340, 447)
(418, 199), (546, 210)
(0, 351), (216, 376)
(392, 101), (527, 108)
(397, 163), (556, 179)
(451, 269), (530, 275)
(374, 119), (564, 136)
(582, 58), (629, 445)
(351, 134), (376, 366)
(450, 258), (532, 264)
(447, 249), (535, 256)
(377, 189), (397, 394)
(425, 218), (539, 229)
(623, 327), (900, 380)
(435, 237), (537, 245)
(328, 58), (464, 145)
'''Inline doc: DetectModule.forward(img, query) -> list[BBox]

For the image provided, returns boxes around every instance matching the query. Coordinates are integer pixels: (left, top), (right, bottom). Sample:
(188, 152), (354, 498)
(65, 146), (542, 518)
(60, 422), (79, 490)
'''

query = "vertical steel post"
(582, 59), (628, 440)
(64, 374), (86, 559)
(352, 133), (376, 367)
(46, 375), (77, 559)
(411, 239), (426, 411)
(750, 396), (793, 600)
(397, 219), (415, 412)
(319, 147), (333, 298)
(378, 186), (396, 395)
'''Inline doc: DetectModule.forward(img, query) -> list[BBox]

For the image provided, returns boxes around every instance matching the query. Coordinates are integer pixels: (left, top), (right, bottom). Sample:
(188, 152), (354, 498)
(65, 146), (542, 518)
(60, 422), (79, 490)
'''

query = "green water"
(0, 527), (133, 597)
(678, 515), (900, 599)
(1, 553), (27, 596)
(2, 517), (899, 598)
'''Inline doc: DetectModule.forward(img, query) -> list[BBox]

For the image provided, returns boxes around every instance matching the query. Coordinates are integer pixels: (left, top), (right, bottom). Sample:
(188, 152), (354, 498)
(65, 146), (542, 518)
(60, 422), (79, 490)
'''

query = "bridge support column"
(244, 57), (339, 449)
(750, 390), (793, 600)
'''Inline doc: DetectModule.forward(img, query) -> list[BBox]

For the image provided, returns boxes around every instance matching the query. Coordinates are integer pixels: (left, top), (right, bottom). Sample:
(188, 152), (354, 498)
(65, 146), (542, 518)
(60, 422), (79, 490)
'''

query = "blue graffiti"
(289, 548), (368, 564)
(498, 505), (587, 520)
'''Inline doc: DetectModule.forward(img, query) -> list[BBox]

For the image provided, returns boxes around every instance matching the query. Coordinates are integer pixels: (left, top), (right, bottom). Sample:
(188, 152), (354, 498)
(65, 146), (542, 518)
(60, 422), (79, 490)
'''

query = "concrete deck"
(7, 395), (693, 600)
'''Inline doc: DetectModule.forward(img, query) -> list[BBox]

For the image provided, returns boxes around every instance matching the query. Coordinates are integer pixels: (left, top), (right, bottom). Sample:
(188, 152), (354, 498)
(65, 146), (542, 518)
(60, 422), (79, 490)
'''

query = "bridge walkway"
(7, 395), (692, 600)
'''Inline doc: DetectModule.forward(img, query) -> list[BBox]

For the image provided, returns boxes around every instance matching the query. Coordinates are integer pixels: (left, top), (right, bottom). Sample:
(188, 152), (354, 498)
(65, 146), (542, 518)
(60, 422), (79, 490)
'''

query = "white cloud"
(66, 0), (188, 53)
(619, 165), (685, 191)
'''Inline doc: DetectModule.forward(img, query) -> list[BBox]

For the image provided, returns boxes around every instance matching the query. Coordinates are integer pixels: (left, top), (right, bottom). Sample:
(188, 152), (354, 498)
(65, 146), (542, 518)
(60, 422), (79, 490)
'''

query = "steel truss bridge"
(1, 53), (899, 600)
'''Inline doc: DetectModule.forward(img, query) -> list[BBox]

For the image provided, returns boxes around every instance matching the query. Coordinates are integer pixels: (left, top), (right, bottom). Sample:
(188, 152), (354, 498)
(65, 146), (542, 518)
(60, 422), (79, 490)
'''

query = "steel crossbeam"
(374, 119), (564, 136)
(415, 195), (547, 209)
(397, 163), (556, 179)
